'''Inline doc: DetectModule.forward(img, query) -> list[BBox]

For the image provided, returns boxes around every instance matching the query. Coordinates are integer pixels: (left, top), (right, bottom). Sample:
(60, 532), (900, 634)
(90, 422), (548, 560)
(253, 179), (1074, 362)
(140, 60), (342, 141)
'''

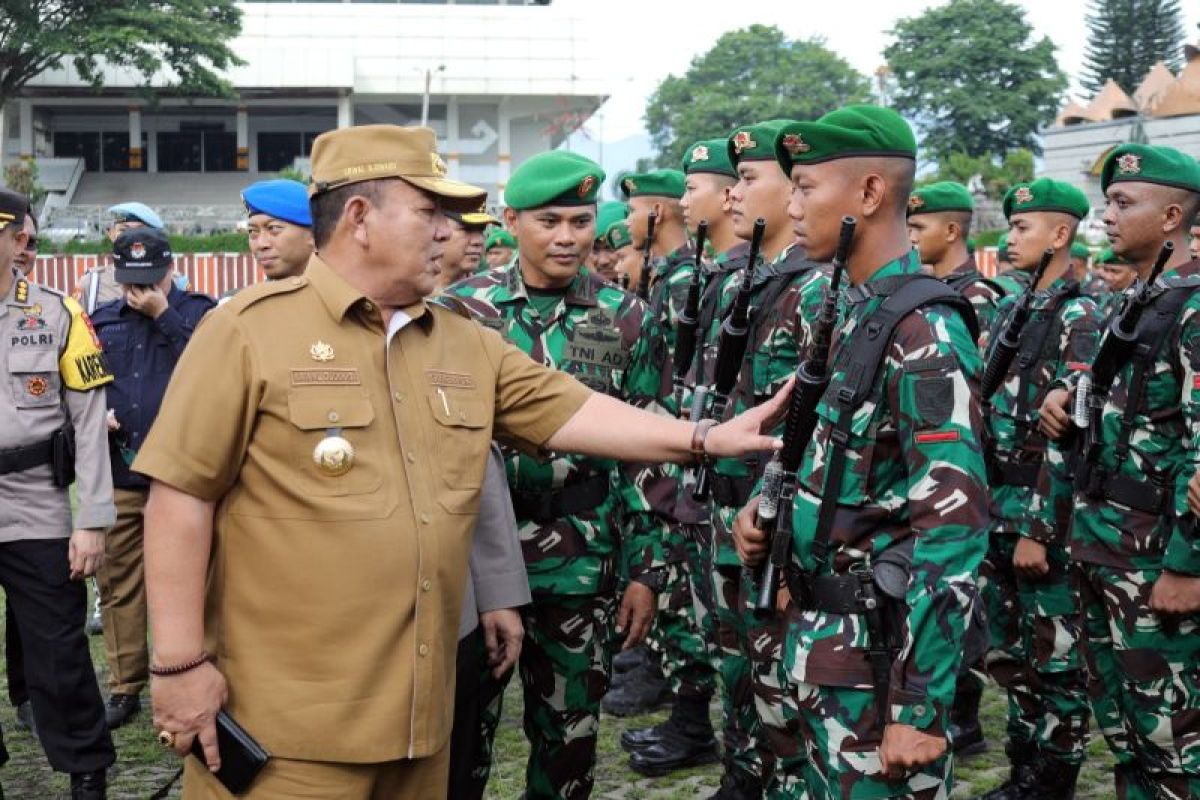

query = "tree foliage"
(884, 0), (1066, 162)
(918, 149), (1035, 200)
(0, 0), (244, 110)
(3, 158), (45, 205)
(644, 25), (870, 168)
(1082, 0), (1186, 95)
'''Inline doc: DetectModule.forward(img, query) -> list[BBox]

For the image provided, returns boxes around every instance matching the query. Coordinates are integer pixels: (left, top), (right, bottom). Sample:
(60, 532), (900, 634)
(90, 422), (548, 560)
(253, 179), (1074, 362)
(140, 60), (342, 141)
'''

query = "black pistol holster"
(50, 427), (76, 488)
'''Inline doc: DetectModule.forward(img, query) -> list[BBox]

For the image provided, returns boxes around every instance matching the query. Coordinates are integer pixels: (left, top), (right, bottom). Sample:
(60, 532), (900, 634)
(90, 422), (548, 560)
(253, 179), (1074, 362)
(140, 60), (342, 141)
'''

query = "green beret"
(606, 220), (632, 250)
(907, 181), (974, 216)
(1003, 178), (1090, 221)
(1101, 143), (1200, 195)
(484, 228), (516, 252)
(728, 120), (794, 168)
(506, 151), (605, 211)
(1070, 242), (1090, 259)
(621, 169), (685, 199)
(775, 105), (916, 173)
(997, 232), (1009, 253)
(682, 138), (737, 178)
(595, 201), (629, 242)
(1096, 247), (1129, 266)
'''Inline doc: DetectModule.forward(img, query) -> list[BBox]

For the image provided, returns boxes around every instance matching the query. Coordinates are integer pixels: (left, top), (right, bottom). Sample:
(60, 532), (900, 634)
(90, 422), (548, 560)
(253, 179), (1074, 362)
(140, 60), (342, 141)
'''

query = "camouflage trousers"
(979, 530), (1090, 763)
(474, 593), (615, 800)
(788, 680), (952, 800)
(712, 563), (808, 797)
(645, 524), (718, 701)
(1077, 562), (1200, 800)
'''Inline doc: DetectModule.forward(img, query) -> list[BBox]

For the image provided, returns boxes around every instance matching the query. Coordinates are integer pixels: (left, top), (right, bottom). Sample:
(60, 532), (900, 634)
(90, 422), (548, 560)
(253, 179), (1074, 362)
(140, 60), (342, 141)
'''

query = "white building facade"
(2, 0), (608, 230)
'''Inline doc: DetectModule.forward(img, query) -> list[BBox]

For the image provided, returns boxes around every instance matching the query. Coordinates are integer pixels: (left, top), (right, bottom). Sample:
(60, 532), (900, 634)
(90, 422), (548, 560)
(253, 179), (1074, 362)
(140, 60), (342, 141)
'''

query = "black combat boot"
(620, 722), (665, 752)
(104, 693), (141, 729)
(948, 684), (987, 758)
(601, 660), (673, 717)
(705, 768), (764, 800)
(975, 741), (1039, 800)
(70, 769), (106, 800)
(1029, 756), (1081, 800)
(612, 643), (650, 676)
(627, 695), (719, 775)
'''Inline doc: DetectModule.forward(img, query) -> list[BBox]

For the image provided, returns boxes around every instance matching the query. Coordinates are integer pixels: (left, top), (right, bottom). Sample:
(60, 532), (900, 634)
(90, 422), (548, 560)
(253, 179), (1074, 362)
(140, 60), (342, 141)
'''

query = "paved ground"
(0, 616), (1118, 799)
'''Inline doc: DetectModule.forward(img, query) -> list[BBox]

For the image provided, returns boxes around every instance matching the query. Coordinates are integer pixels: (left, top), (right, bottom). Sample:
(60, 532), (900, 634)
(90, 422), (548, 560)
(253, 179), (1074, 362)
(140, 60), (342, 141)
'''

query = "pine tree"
(1082, 0), (1186, 95)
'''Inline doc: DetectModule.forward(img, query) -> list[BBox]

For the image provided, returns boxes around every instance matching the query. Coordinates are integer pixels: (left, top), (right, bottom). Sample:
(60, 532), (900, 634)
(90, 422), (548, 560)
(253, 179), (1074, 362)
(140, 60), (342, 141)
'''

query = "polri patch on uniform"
(426, 370), (476, 389)
(914, 377), (954, 427)
(291, 368), (361, 386)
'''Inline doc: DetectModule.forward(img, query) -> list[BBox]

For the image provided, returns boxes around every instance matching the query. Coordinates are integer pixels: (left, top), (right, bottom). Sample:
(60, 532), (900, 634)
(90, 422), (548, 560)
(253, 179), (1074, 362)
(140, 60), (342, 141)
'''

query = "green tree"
(884, 0), (1065, 162)
(644, 25), (869, 168)
(0, 0), (244, 112)
(3, 158), (45, 205)
(1082, 0), (1186, 95)
(919, 148), (1035, 200)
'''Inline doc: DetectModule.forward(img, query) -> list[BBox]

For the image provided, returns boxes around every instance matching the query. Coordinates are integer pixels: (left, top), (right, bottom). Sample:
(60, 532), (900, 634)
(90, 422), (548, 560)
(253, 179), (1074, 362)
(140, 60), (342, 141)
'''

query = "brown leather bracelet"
(149, 652), (212, 677)
(691, 419), (718, 465)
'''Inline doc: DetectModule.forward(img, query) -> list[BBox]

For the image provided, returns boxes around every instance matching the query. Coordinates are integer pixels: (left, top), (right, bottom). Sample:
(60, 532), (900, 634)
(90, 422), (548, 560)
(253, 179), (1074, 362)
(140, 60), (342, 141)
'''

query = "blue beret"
(242, 179), (312, 227)
(107, 201), (163, 229)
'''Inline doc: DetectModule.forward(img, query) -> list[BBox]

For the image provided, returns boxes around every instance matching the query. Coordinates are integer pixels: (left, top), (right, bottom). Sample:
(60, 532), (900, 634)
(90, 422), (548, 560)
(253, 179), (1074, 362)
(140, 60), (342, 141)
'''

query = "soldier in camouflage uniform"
(974, 179), (1100, 800)
(697, 119), (826, 799)
(1094, 247), (1137, 317)
(612, 169), (724, 772)
(736, 106), (990, 799)
(1040, 143), (1200, 800)
(992, 233), (1032, 298)
(443, 151), (670, 800)
(907, 181), (1006, 337)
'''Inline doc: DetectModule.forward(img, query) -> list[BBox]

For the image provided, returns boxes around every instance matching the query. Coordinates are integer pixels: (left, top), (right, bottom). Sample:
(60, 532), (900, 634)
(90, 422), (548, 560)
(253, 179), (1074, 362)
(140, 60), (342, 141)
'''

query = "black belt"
(0, 439), (53, 476)
(1097, 472), (1170, 514)
(711, 473), (755, 509)
(988, 459), (1040, 488)
(512, 473), (609, 524)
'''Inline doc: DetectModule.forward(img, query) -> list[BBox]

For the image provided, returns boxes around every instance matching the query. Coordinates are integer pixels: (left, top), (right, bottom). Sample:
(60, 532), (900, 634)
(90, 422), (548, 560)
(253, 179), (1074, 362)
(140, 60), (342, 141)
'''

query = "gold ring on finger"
(157, 730), (177, 748)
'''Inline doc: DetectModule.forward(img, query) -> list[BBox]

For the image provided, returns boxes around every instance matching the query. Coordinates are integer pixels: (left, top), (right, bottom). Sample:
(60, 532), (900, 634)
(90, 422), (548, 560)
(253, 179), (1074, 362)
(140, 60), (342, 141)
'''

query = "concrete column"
(497, 100), (512, 205)
(446, 96), (460, 177)
(236, 106), (249, 171)
(147, 120), (158, 173)
(17, 100), (33, 159)
(0, 104), (8, 172)
(337, 93), (354, 129)
(128, 105), (143, 170)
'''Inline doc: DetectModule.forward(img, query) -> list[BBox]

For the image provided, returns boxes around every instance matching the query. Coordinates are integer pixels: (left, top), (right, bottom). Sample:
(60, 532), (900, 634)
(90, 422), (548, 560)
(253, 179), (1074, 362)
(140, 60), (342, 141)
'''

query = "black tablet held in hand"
(189, 710), (271, 795)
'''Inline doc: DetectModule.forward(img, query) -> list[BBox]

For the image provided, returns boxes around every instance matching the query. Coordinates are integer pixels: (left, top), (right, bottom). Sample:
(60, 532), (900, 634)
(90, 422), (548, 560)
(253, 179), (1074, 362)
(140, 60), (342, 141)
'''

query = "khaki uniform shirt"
(77, 264), (123, 314)
(134, 255), (590, 764)
(0, 270), (115, 540)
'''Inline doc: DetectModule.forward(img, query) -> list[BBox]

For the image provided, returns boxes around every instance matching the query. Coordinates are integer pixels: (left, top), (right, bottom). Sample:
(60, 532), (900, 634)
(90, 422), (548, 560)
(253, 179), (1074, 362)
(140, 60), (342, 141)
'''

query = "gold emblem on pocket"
(313, 430), (354, 476)
(310, 341), (335, 362)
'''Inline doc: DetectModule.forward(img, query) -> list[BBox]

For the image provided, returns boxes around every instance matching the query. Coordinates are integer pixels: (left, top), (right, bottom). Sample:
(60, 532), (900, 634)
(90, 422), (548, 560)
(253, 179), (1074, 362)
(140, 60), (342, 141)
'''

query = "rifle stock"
(980, 247), (1054, 400)
(635, 211), (658, 300)
(672, 221), (708, 414)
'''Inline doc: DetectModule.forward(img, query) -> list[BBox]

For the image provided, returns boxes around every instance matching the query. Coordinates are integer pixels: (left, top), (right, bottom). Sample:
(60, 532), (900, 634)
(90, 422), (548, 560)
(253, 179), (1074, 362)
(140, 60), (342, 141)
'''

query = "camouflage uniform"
(443, 263), (670, 799)
(942, 255), (1005, 338)
(707, 243), (826, 797)
(783, 253), (989, 797)
(983, 278), (1099, 769)
(1060, 262), (1200, 799)
(642, 244), (719, 708)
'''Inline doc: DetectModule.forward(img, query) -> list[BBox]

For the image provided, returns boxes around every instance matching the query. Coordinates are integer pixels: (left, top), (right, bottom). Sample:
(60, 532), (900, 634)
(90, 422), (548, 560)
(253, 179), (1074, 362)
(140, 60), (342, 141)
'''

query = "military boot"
(70, 770), (106, 800)
(613, 643), (650, 676)
(975, 741), (1039, 800)
(1028, 756), (1081, 800)
(602, 660), (673, 717)
(705, 769), (763, 800)
(948, 684), (987, 757)
(627, 696), (719, 775)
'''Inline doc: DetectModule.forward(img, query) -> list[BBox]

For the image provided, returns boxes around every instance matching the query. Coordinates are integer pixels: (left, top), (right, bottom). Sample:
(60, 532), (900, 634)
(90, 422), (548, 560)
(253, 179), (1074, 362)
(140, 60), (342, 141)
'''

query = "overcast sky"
(557, 0), (1200, 143)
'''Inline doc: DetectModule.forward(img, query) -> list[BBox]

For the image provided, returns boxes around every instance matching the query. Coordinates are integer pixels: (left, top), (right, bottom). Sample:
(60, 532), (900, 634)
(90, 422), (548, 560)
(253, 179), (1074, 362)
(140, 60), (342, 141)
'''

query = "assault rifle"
(672, 221), (708, 414)
(635, 211), (658, 301)
(980, 247), (1054, 400)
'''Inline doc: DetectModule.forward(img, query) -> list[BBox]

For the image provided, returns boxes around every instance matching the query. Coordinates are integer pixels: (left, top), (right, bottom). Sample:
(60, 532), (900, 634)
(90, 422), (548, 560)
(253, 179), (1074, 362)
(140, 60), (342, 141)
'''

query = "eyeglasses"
(24, 237), (37, 251)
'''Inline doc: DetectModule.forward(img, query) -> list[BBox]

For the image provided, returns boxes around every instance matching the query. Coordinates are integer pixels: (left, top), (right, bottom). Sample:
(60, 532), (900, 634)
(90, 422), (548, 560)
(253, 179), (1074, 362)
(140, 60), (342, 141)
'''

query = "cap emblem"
(579, 175), (597, 197)
(732, 131), (757, 154)
(1014, 186), (1034, 205)
(690, 145), (710, 163)
(908, 194), (925, 210)
(130, 242), (147, 260)
(781, 133), (811, 155)
(1117, 153), (1142, 175)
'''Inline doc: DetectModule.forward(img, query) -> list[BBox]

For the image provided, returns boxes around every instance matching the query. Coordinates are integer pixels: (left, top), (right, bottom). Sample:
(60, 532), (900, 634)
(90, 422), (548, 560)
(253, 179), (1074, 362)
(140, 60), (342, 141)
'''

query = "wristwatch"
(633, 568), (668, 593)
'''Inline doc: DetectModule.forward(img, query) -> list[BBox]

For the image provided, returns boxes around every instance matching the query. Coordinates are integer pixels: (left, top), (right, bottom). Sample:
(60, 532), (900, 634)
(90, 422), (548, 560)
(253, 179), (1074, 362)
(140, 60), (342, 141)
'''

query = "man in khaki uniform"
(137, 125), (787, 799)
(0, 187), (115, 799)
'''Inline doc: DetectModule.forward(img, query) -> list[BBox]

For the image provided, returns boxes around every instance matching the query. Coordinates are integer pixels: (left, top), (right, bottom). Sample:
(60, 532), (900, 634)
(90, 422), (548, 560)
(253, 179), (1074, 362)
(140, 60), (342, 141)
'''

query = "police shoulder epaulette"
(434, 295), (473, 319)
(35, 282), (65, 300)
(224, 276), (308, 314)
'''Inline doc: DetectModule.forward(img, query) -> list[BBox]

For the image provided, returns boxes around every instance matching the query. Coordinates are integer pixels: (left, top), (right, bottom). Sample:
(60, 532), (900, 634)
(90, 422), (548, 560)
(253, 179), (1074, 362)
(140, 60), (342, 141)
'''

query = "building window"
(101, 132), (149, 172)
(53, 132), (100, 171)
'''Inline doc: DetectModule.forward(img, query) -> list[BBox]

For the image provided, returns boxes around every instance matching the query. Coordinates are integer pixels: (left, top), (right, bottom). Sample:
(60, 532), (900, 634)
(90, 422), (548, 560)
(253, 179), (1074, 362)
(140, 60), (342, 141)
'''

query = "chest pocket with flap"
(427, 391), (489, 502)
(8, 349), (61, 409)
(286, 390), (380, 496)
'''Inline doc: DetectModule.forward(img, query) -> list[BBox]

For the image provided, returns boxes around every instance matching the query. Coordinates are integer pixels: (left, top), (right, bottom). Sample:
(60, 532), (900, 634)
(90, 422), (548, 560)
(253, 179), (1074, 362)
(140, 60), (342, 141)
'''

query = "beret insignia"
(732, 130), (757, 154)
(690, 145), (710, 162)
(1014, 186), (1034, 204)
(1117, 153), (1142, 175)
(578, 175), (597, 197)
(781, 133), (810, 155)
(908, 194), (925, 210)
(621, 178), (635, 194)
